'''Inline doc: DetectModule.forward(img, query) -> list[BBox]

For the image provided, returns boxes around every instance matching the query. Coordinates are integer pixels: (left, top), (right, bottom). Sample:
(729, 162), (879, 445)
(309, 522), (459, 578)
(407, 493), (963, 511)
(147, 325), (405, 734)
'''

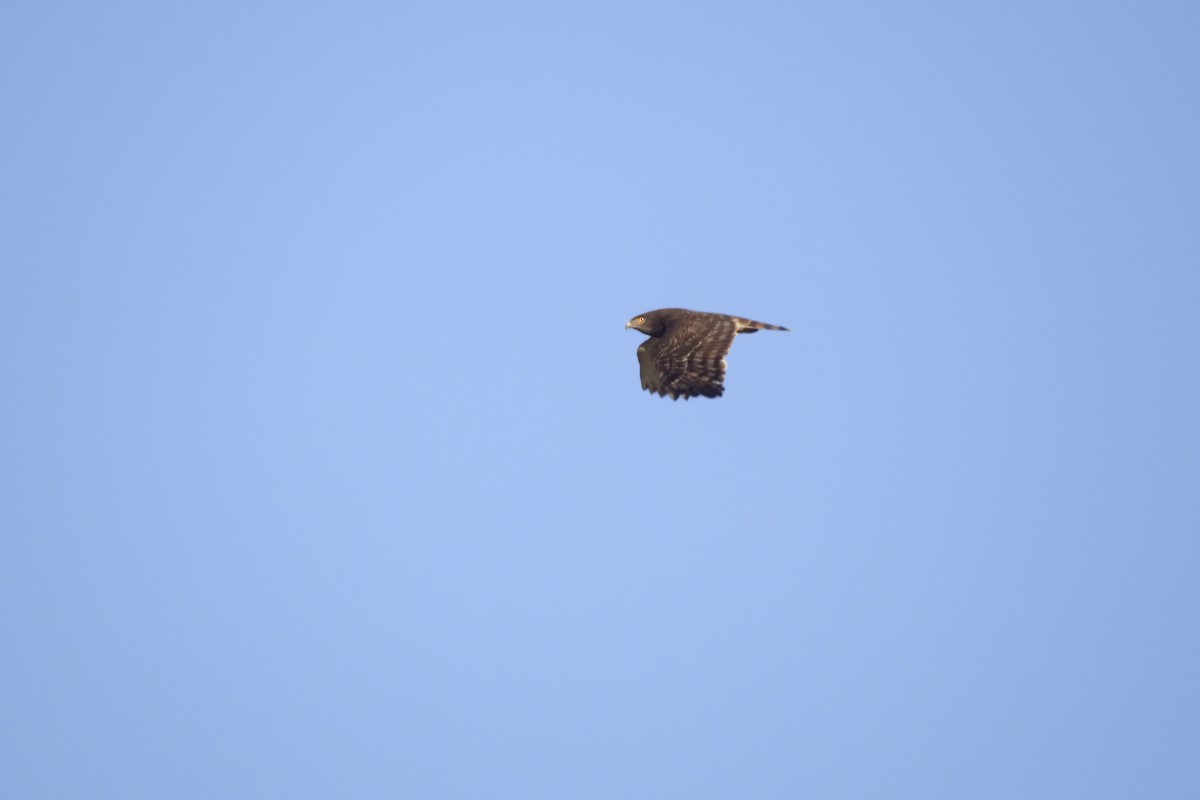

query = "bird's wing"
(638, 317), (737, 399)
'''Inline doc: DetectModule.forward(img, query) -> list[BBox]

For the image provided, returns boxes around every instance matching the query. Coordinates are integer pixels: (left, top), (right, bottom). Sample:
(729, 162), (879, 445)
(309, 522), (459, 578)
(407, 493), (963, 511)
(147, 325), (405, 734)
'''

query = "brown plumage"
(626, 308), (789, 400)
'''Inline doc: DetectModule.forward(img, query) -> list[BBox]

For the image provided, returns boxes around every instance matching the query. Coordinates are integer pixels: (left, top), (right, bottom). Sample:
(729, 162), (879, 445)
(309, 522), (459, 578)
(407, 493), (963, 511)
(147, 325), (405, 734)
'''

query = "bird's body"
(626, 308), (788, 400)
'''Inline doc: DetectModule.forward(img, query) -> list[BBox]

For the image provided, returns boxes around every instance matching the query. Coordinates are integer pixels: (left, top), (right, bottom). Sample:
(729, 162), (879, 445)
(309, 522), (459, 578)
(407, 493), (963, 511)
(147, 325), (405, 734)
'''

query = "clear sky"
(3, 2), (1198, 798)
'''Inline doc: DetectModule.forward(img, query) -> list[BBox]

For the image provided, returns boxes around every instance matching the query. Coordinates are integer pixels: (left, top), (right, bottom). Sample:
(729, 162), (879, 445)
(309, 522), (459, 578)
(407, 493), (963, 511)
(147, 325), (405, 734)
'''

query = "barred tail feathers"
(731, 316), (789, 333)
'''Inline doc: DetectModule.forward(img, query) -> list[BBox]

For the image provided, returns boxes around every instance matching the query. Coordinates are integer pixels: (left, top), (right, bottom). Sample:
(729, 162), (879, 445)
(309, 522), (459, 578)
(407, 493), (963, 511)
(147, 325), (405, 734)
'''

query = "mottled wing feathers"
(637, 316), (738, 399)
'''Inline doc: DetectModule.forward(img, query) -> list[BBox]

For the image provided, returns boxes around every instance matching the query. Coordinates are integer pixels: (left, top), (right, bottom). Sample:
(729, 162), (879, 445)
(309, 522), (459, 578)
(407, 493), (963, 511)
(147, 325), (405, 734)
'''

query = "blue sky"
(3, 2), (1198, 797)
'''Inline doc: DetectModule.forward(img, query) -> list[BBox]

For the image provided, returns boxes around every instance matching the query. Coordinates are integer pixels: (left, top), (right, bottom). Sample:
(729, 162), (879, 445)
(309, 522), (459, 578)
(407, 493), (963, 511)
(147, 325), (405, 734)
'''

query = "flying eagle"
(626, 308), (789, 399)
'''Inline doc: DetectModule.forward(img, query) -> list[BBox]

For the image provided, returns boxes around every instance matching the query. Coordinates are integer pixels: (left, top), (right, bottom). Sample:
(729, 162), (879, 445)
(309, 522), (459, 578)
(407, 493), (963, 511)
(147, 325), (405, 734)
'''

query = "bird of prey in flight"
(626, 308), (789, 400)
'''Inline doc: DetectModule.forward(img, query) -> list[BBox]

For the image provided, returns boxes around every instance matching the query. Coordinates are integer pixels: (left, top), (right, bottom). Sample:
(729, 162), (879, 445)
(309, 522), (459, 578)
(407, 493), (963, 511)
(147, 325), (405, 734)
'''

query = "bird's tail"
(732, 317), (789, 333)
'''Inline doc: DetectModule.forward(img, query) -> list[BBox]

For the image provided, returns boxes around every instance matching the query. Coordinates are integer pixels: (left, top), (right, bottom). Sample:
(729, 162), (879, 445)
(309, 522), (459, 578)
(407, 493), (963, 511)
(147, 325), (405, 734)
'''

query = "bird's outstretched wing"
(636, 316), (738, 400)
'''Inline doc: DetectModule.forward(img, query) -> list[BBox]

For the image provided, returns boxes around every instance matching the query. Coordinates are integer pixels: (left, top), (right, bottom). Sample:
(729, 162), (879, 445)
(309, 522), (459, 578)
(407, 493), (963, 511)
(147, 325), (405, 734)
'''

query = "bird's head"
(625, 312), (660, 335)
